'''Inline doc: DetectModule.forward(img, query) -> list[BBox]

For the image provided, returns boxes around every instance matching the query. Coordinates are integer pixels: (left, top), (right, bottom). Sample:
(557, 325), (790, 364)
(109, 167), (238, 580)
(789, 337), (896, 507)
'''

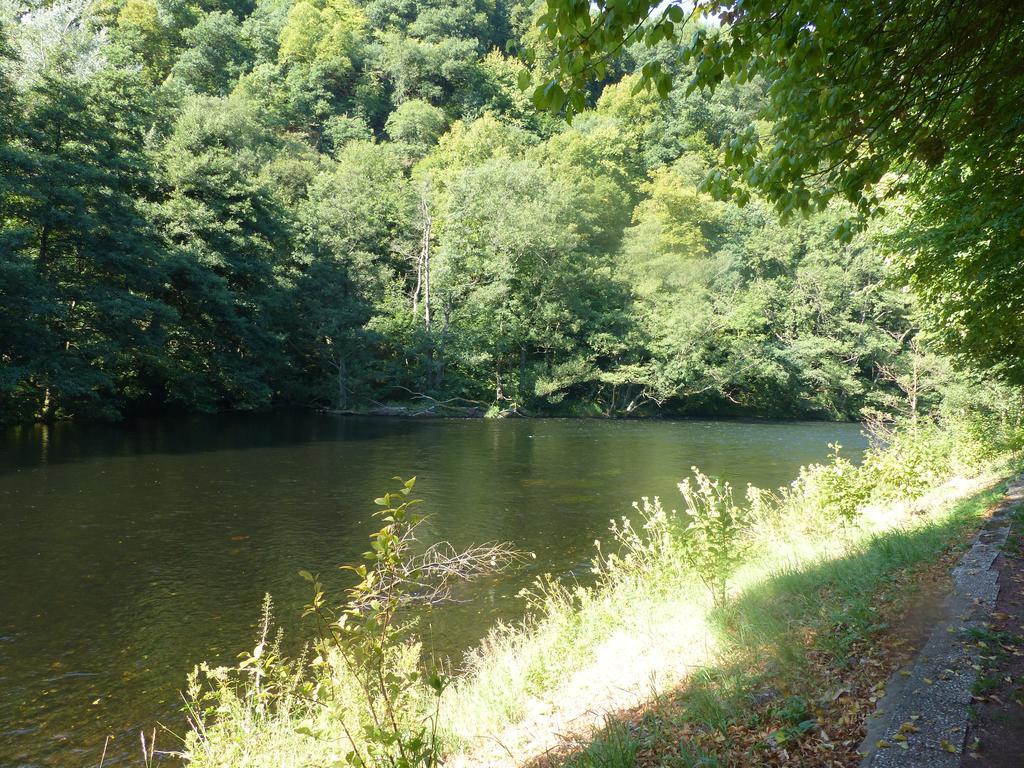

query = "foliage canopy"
(0, 0), (1016, 421)
(533, 0), (1024, 379)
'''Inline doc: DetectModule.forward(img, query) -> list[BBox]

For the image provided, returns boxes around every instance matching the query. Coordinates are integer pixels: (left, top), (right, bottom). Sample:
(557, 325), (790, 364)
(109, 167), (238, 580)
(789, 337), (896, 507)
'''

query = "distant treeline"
(0, 0), (937, 423)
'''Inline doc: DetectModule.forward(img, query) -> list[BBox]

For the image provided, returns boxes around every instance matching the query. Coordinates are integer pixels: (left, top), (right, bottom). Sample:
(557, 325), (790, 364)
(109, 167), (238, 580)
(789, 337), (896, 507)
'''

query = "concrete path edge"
(858, 480), (1024, 767)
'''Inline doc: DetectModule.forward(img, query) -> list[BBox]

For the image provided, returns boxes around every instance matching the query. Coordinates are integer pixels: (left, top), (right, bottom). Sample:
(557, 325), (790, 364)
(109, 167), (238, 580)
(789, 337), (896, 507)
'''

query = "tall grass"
(546, 477), (1011, 768)
(180, 411), (1023, 768)
(437, 496), (708, 754)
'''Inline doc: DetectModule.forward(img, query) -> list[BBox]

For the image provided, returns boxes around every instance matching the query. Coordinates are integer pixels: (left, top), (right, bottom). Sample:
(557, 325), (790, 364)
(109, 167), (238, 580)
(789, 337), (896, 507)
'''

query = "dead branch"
(351, 537), (531, 609)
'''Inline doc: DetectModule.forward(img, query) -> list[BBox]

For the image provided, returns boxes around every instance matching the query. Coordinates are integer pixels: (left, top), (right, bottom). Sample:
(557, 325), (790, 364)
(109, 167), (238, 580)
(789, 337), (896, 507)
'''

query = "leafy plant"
(183, 478), (524, 768)
(791, 443), (872, 521)
(298, 476), (446, 768)
(677, 468), (750, 606)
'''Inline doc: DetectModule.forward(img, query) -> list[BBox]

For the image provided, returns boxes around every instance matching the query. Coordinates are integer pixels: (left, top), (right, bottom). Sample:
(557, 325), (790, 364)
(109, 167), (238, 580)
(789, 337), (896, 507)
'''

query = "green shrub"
(184, 478), (523, 768)
(595, 495), (680, 583)
(676, 468), (750, 606)
(860, 422), (953, 499)
(780, 411), (1016, 523)
(788, 443), (872, 521)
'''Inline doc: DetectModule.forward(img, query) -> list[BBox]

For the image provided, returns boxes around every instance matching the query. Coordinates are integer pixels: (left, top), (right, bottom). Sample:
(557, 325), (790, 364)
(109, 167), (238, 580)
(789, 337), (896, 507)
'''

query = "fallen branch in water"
(351, 538), (532, 609)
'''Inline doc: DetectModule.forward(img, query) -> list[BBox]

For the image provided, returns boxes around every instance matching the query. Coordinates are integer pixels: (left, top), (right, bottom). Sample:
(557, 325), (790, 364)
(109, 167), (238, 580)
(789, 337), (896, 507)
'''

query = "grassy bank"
(545, 473), (1012, 767)
(438, 427), (1021, 766)
(180, 414), (1023, 768)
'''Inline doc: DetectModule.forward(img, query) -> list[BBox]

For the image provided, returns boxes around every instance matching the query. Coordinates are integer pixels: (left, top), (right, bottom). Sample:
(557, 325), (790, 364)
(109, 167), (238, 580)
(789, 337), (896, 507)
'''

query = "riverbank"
(323, 400), (857, 421)
(552, 474), (1012, 768)
(6, 399), (872, 429)
(179, 416), (1023, 767)
(440, 456), (1019, 767)
(1, 415), (870, 767)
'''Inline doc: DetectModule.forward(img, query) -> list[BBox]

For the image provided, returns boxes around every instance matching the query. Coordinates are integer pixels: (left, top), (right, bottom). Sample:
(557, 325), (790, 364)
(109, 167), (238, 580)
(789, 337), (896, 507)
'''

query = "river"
(0, 413), (867, 766)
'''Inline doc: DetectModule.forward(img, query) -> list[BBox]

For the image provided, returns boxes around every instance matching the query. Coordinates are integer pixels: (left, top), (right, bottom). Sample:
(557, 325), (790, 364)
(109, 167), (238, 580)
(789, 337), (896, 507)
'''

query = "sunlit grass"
(439, 456), (1017, 766)
(514, 472), (1012, 768)
(437, 518), (710, 757)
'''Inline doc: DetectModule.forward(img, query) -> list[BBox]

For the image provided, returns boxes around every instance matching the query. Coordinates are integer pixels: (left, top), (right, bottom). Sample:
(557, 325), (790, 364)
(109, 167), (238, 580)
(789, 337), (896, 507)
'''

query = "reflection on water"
(0, 413), (866, 766)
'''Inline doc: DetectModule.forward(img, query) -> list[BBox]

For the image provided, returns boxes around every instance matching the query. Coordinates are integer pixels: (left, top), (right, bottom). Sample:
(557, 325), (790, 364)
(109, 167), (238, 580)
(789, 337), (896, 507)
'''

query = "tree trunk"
(419, 182), (432, 330)
(411, 252), (422, 318)
(336, 354), (348, 410)
(519, 345), (527, 401)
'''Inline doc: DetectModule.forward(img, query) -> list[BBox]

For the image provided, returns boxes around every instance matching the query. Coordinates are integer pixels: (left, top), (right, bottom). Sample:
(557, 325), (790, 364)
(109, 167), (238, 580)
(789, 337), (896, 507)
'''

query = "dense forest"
(0, 0), (963, 423)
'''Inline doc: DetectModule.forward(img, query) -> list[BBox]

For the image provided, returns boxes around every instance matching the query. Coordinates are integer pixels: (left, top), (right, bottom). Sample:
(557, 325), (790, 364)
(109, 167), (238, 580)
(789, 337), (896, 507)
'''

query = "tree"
(384, 98), (447, 159)
(534, 0), (1023, 219)
(532, 112), (639, 255)
(156, 94), (293, 410)
(368, 30), (484, 111)
(1, 0), (996, 424)
(231, 0), (366, 135)
(416, 113), (537, 188)
(614, 166), (913, 419)
(169, 11), (252, 96)
(278, 0), (364, 69)
(240, 0), (292, 64)
(113, 0), (176, 82)
(624, 157), (718, 267)
(882, 151), (1024, 383)
(433, 157), (624, 406)
(291, 141), (417, 406)
(533, 0), (1024, 380)
(0, 26), (51, 421)
(322, 114), (373, 155)
(1, 65), (176, 418)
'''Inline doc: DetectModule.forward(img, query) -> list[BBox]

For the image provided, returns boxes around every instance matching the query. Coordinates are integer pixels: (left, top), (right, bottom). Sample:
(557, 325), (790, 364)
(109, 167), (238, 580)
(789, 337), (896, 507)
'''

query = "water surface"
(0, 413), (866, 766)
